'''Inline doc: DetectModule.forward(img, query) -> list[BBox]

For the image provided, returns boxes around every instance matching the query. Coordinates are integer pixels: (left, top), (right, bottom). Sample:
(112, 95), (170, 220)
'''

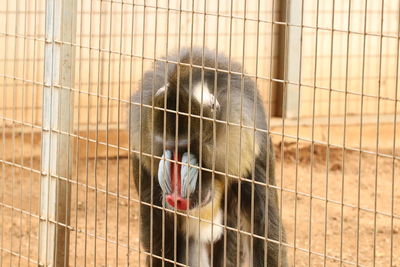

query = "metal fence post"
(284, 0), (302, 118)
(39, 0), (77, 266)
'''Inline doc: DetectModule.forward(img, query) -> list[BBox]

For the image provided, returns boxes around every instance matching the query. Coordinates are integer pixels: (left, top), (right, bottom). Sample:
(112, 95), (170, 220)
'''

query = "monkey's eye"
(192, 83), (220, 112)
(209, 95), (220, 112)
(155, 83), (169, 97)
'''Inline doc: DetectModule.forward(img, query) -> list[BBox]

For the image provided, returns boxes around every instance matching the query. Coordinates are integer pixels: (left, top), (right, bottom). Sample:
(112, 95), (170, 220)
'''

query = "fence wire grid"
(0, 0), (399, 266)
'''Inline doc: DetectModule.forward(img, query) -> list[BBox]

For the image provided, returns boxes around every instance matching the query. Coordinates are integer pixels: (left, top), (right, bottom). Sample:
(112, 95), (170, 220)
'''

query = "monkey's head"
(131, 49), (266, 211)
(151, 61), (221, 211)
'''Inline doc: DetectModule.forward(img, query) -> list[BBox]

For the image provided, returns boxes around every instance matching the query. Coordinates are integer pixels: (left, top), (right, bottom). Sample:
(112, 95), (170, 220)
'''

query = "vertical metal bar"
(198, 2), (207, 267)
(323, 0), (336, 265)
(105, 1), (115, 265)
(18, 0), (29, 265)
(280, 0), (290, 263)
(84, 0), (95, 265)
(390, 4), (400, 266)
(284, 0), (302, 119)
(251, 8), (259, 266)
(175, 1), (184, 265)
(293, 0), (304, 264)
(0, 0), (10, 264)
(93, 1), (105, 264)
(149, 1), (158, 266)
(162, 1), (170, 264)
(356, 0), (369, 264)
(210, 2), (220, 266)
(28, 0), (39, 264)
(308, 0), (321, 264)
(339, 1), (352, 265)
(222, 1), (234, 266)
(9, 0), (20, 265)
(265, 0), (275, 264)
(238, 1), (247, 265)
(9, 0), (19, 266)
(39, 0), (77, 266)
(187, 1), (195, 265)
(373, 1), (385, 265)
(73, 0), (84, 265)
(115, 1), (124, 265)
(127, 1), (136, 265)
(139, 3), (147, 265)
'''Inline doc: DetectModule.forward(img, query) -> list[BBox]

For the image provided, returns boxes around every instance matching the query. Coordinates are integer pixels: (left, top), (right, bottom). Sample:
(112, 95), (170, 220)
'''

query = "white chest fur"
(186, 209), (223, 267)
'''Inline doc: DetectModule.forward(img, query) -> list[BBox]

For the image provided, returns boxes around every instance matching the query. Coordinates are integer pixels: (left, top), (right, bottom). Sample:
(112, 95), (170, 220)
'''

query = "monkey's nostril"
(176, 198), (188, 210)
(166, 195), (174, 207)
(166, 194), (188, 210)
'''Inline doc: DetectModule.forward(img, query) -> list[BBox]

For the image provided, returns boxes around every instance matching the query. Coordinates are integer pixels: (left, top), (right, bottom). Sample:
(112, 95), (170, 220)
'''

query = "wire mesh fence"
(0, 0), (399, 266)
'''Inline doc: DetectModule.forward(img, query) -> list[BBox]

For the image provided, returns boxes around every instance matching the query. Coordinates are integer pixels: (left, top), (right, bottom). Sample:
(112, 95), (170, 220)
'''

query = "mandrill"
(129, 48), (287, 267)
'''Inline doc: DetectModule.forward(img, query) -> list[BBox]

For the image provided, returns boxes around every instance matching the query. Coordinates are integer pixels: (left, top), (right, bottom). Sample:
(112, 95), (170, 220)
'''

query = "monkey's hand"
(157, 150), (199, 210)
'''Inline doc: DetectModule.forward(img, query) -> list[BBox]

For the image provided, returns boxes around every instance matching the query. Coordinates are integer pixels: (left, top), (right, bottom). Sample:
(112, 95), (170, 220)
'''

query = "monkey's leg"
(212, 221), (239, 267)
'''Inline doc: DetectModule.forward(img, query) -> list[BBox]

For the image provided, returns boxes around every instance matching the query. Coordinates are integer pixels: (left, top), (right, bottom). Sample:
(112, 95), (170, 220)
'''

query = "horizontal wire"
(3, 0), (399, 39)
(2, 114), (399, 164)
(2, 159), (399, 225)
(0, 247), (39, 265)
(0, 200), (375, 267)
(3, 64), (400, 102)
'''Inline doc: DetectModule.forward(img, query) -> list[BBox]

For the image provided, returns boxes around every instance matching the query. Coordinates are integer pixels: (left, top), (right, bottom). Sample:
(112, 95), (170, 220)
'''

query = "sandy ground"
(0, 139), (399, 267)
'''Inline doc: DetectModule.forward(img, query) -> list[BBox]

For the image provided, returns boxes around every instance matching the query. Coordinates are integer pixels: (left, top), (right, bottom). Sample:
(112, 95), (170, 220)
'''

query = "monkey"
(129, 47), (287, 267)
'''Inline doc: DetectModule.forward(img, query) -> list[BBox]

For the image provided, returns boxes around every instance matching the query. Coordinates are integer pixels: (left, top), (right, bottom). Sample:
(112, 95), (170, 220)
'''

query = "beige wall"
(298, 0), (399, 118)
(1, 0), (399, 129)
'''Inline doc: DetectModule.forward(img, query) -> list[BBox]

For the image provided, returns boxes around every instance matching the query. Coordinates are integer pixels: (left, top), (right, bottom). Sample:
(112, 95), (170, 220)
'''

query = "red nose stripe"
(166, 152), (188, 210)
(170, 152), (182, 194)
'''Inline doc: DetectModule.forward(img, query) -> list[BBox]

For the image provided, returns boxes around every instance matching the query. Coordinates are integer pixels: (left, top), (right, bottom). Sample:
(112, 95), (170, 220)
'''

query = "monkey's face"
(151, 71), (220, 211)
(157, 150), (215, 211)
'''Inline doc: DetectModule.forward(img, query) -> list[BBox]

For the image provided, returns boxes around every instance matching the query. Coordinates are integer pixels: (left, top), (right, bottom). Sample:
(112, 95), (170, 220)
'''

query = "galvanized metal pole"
(39, 0), (77, 266)
(284, 0), (302, 118)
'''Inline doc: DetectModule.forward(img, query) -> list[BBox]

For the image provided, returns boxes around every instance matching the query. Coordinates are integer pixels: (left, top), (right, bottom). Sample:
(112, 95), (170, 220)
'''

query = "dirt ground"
(1, 139), (399, 267)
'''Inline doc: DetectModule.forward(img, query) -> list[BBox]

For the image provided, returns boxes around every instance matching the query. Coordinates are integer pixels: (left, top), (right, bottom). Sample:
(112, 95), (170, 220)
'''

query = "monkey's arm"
(261, 142), (288, 267)
(241, 141), (287, 267)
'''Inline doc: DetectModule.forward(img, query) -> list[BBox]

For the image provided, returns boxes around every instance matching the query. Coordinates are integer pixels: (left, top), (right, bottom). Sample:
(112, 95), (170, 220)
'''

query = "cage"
(0, 0), (399, 266)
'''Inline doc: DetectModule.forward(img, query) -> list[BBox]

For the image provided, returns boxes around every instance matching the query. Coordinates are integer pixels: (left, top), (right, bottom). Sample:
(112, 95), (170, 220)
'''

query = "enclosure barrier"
(0, 0), (399, 266)
(39, 0), (77, 266)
